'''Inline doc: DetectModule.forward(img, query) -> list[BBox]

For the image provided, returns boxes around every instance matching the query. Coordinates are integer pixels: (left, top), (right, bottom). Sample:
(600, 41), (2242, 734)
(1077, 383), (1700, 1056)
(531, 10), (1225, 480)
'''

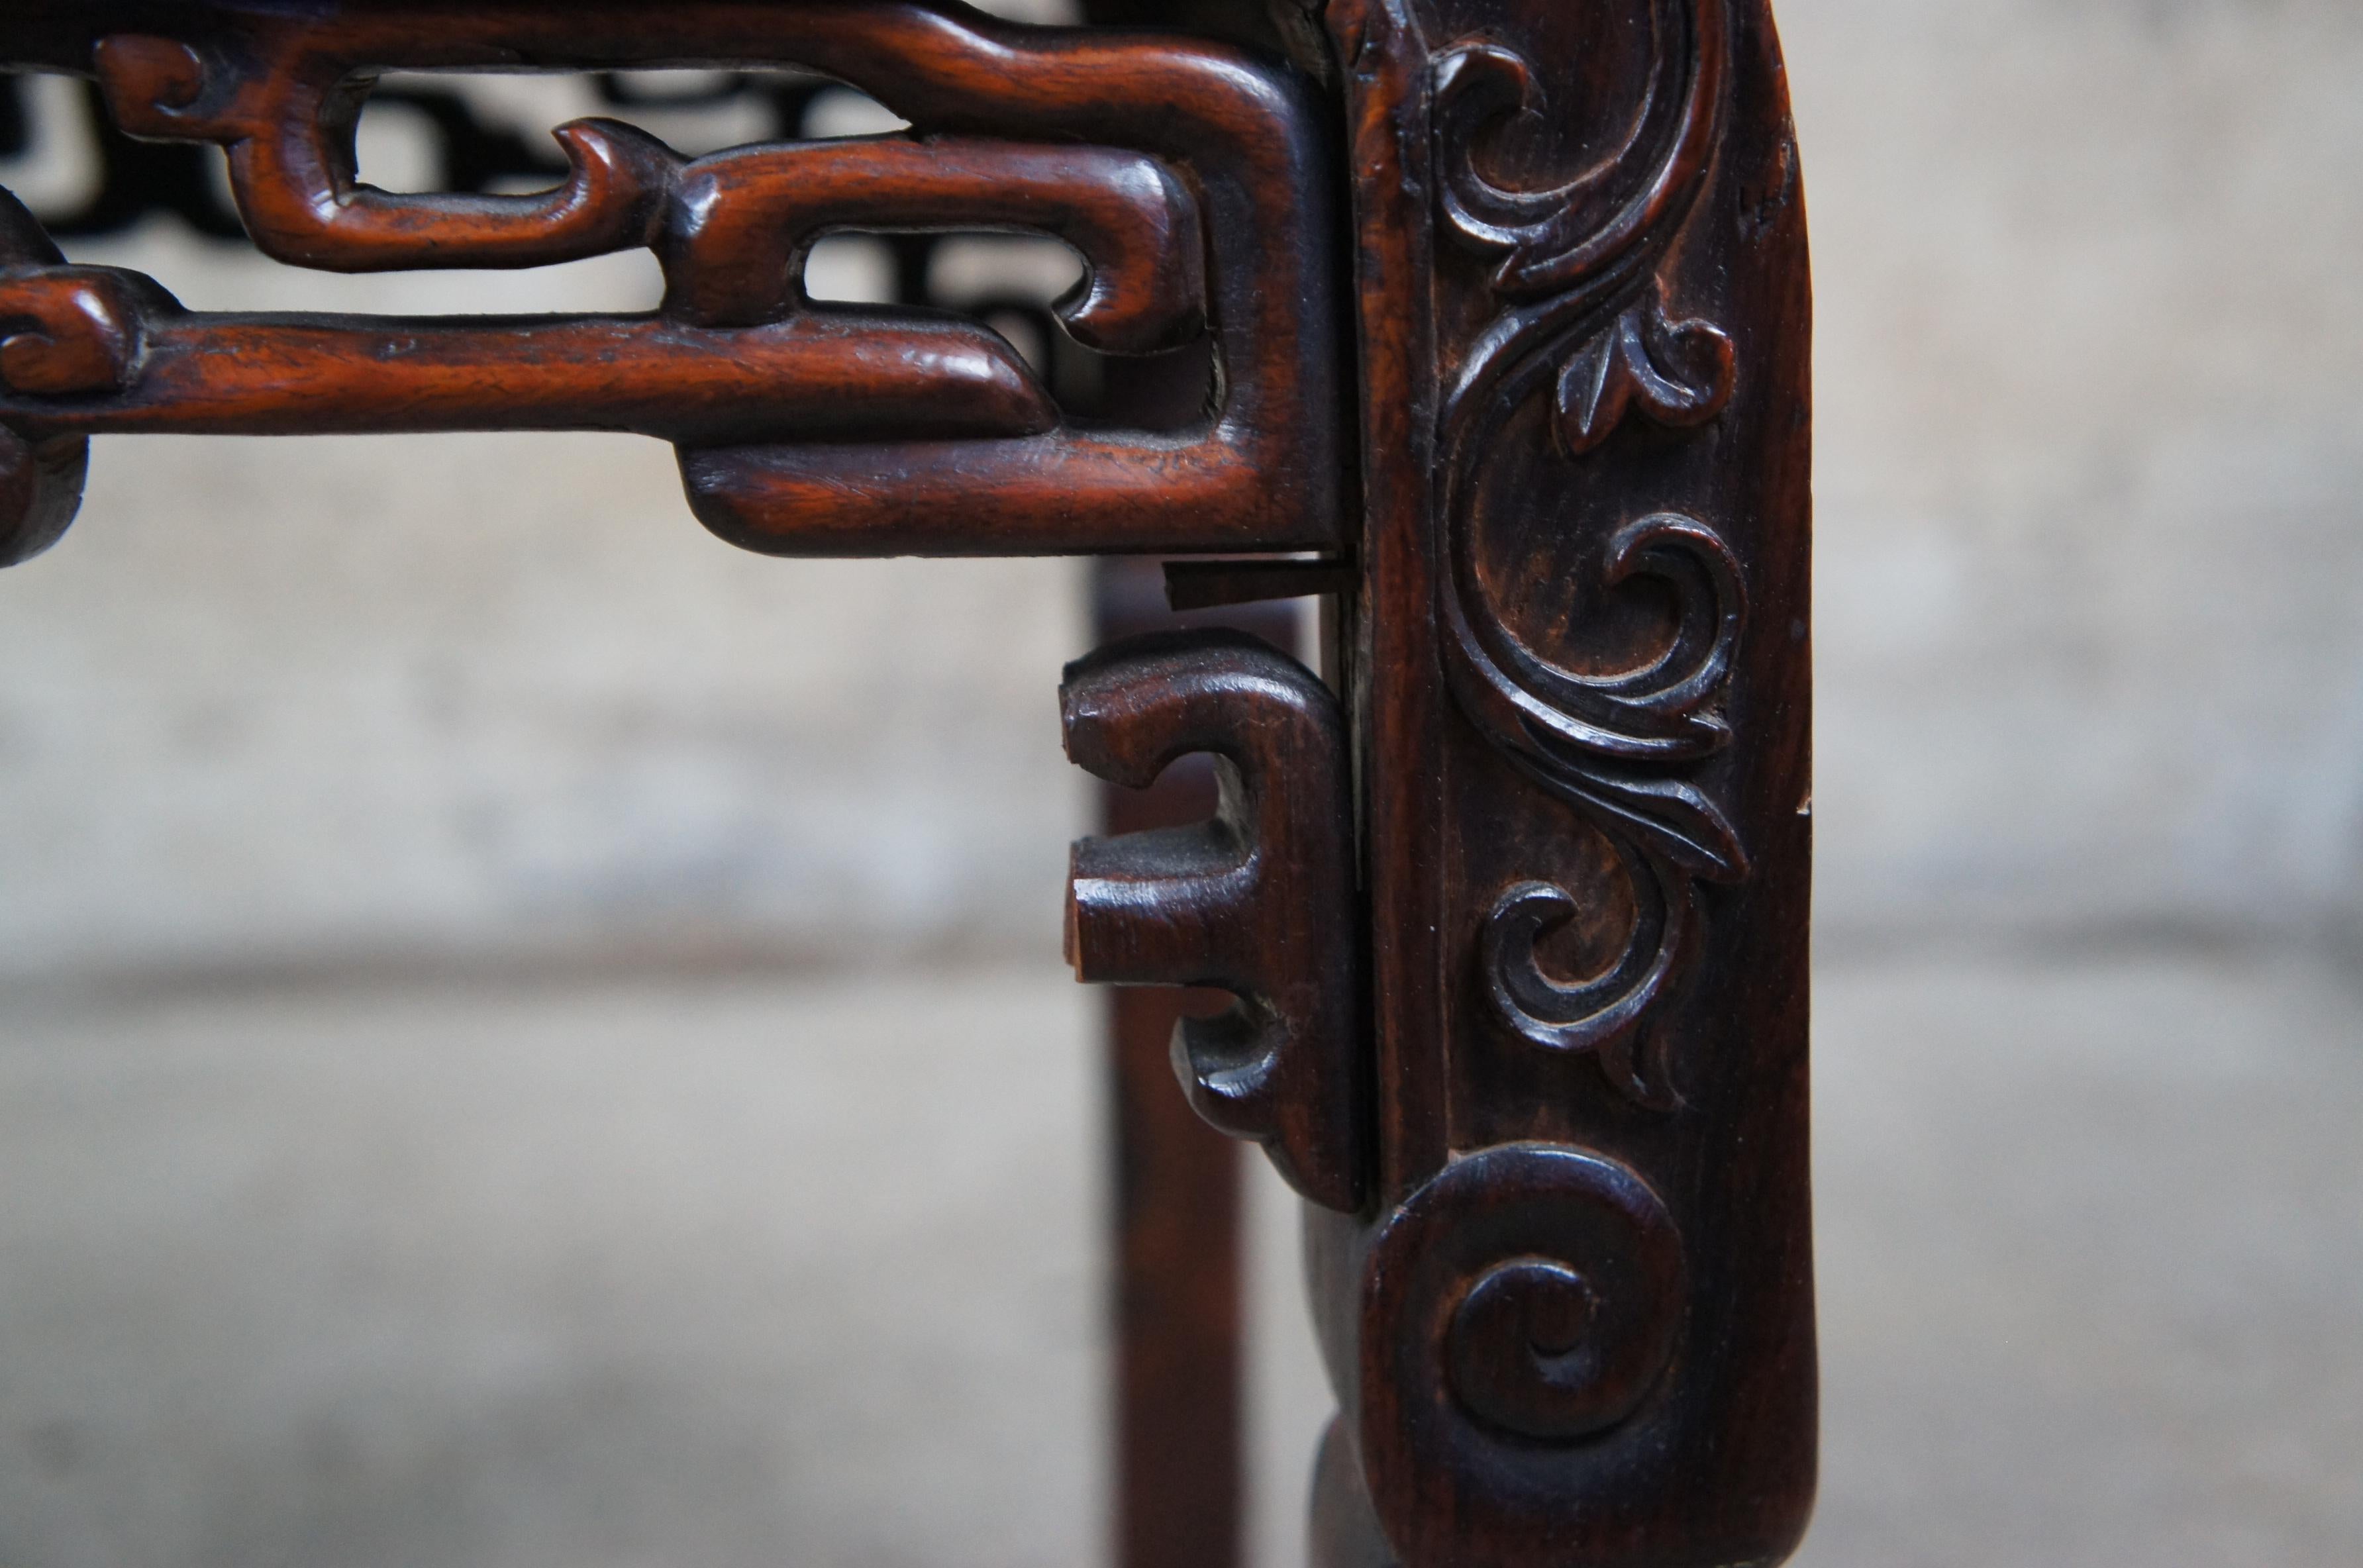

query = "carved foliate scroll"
(0, 0), (1344, 562)
(1434, 0), (1746, 1110)
(0, 1), (1815, 1557)
(1313, 0), (1815, 1561)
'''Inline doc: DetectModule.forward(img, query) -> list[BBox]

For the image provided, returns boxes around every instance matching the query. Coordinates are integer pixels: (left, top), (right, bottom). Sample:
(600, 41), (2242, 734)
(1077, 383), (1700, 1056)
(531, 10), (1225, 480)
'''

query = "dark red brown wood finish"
(1085, 557), (1315, 1568)
(1303, 0), (1817, 1562)
(0, 1), (1813, 1562)
(0, 0), (1344, 558)
(1104, 965), (1246, 1568)
(1064, 627), (1366, 1214)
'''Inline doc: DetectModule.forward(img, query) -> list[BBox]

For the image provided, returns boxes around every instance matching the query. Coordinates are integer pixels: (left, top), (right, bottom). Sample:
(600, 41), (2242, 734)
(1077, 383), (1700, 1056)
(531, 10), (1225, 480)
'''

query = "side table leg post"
(1107, 985), (1244, 1568)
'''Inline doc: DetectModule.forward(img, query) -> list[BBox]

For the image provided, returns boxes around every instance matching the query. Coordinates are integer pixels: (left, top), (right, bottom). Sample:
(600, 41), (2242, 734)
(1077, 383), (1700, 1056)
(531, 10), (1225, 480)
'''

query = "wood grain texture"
(1064, 628), (1366, 1214)
(1087, 557), (1328, 1568)
(662, 139), (1205, 350)
(0, 0), (1346, 558)
(1308, 0), (1816, 1561)
(0, 1), (1815, 1557)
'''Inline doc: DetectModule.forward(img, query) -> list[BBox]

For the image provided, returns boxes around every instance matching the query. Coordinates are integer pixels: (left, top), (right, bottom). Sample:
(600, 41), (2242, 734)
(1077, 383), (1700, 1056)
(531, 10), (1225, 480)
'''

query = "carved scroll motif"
(1321, 0), (1816, 1555)
(1357, 1142), (1689, 1557)
(1062, 630), (1367, 1213)
(1432, 0), (1744, 1108)
(0, 0), (1344, 563)
(1365, 1142), (1687, 1440)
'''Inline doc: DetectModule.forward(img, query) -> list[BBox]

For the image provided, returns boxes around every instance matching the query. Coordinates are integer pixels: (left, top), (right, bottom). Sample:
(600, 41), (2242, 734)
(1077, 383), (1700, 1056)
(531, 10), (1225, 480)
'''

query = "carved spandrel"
(0, 0), (1345, 564)
(1062, 630), (1367, 1214)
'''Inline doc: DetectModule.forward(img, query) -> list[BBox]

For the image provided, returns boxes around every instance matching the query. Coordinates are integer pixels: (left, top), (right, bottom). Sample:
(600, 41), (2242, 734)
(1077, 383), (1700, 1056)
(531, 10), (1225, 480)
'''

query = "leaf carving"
(1428, 5), (1750, 1106)
(1553, 297), (1735, 456)
(1480, 863), (1696, 1110)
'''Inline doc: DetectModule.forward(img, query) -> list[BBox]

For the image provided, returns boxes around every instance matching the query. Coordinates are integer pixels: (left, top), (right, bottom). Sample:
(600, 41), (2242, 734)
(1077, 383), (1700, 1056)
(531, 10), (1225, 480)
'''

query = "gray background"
(0, 0), (2356, 1563)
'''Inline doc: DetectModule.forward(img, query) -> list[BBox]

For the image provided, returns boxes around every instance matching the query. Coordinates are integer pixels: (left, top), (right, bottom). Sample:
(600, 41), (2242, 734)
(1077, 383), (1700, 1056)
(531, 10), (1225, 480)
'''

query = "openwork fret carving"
(0, 1), (1817, 1559)
(0, 0), (1342, 563)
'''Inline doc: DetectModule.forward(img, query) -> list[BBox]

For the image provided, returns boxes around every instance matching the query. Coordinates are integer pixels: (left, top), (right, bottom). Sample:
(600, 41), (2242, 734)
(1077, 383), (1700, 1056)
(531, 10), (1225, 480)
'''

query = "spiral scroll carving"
(1432, 0), (1746, 1105)
(1360, 1143), (1687, 1529)
(1482, 865), (1695, 1110)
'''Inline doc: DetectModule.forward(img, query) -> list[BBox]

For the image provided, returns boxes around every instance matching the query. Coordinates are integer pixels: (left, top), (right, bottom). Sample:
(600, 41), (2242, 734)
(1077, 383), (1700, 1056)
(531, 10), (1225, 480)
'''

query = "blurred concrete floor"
(0, 951), (2353, 1568)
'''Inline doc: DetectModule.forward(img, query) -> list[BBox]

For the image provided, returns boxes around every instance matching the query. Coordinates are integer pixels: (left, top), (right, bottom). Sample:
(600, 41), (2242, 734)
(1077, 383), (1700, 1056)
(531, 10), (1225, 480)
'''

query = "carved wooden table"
(0, 2), (1814, 1562)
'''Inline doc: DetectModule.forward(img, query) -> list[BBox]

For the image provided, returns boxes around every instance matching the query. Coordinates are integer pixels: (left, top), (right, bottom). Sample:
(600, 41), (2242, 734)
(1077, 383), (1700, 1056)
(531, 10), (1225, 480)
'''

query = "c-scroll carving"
(96, 33), (681, 273)
(1432, 0), (1745, 1107)
(1356, 1143), (1688, 1555)
(1061, 630), (1366, 1214)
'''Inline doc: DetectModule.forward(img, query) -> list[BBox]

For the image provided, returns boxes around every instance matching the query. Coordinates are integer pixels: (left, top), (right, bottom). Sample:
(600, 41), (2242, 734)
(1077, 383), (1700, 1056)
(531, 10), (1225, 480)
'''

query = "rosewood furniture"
(0, 2), (1815, 1562)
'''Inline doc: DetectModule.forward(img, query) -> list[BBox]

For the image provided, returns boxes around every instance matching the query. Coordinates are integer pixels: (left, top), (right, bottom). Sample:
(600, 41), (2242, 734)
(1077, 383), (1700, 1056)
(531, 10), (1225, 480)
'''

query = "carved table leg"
(1106, 974), (1244, 1568)
(1303, 0), (1817, 1561)
(1069, 1), (1817, 1563)
(0, 3), (1811, 1558)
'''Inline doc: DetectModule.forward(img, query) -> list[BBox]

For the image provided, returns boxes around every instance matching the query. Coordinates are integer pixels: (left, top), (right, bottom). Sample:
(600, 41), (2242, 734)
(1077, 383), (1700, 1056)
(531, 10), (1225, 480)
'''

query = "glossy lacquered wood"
(0, 2), (1814, 1562)
(1085, 556), (1321, 1568)
(1064, 628), (1366, 1214)
(0, 0), (1345, 558)
(1305, 0), (1817, 1561)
